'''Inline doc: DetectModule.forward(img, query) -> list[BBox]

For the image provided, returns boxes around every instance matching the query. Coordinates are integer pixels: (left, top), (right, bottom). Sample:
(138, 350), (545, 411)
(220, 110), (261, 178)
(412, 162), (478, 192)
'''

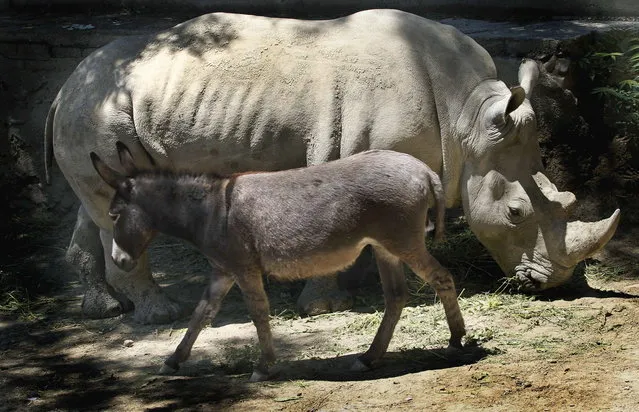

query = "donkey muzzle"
(111, 239), (138, 272)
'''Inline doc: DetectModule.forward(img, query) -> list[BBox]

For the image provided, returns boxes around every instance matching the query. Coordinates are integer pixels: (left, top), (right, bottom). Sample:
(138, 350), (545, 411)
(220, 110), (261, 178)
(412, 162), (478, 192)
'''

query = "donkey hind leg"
(403, 246), (466, 349)
(234, 273), (276, 382)
(66, 205), (132, 318)
(160, 274), (236, 375)
(99, 229), (183, 324)
(353, 246), (408, 371)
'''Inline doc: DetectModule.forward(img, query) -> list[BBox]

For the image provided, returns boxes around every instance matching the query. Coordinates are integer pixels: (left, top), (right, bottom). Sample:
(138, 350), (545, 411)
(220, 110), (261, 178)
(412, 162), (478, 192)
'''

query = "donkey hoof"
(350, 358), (370, 372)
(249, 369), (270, 382)
(158, 363), (178, 375)
(445, 344), (464, 358)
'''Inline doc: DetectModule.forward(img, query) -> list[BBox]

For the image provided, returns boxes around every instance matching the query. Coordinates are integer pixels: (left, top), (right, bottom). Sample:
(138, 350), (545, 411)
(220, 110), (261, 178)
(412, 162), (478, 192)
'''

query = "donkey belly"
(262, 238), (375, 281)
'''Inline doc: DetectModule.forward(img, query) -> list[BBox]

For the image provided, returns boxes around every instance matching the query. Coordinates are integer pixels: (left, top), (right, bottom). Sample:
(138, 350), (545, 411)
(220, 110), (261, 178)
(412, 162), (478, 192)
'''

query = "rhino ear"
(116, 141), (138, 176)
(491, 86), (526, 126)
(91, 152), (124, 189)
(506, 86), (526, 115)
(518, 58), (540, 99)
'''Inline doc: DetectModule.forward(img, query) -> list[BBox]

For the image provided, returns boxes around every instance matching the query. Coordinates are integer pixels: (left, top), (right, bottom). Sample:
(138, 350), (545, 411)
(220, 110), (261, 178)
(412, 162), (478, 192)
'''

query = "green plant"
(581, 29), (639, 141)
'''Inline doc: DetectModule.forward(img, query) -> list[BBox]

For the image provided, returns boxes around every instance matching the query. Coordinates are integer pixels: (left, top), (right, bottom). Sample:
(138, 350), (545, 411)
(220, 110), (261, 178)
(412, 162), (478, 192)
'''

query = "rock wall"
(3, 1), (639, 17)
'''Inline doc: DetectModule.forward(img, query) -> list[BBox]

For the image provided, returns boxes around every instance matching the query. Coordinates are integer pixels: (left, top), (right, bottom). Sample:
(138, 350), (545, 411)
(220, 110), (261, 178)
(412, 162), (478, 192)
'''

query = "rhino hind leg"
(297, 229), (377, 316)
(297, 272), (354, 316)
(297, 237), (376, 315)
(297, 139), (388, 316)
(66, 205), (133, 318)
(99, 229), (184, 324)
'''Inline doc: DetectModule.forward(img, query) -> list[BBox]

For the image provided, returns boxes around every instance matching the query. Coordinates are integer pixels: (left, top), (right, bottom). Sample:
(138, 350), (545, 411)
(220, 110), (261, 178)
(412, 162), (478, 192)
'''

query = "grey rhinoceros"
(45, 9), (620, 324)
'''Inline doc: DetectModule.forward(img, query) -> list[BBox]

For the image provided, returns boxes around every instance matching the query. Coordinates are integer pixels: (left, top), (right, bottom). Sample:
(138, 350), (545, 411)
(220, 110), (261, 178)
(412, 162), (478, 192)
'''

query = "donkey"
(90, 142), (466, 381)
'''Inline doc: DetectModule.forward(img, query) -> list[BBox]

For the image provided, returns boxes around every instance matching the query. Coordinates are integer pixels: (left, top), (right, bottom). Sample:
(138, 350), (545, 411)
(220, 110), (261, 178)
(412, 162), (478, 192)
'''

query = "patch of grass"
(396, 309), (451, 349)
(340, 311), (383, 334)
(465, 327), (496, 345)
(529, 336), (566, 354)
(459, 292), (535, 316)
(217, 343), (261, 375)
(584, 259), (639, 283)
(0, 286), (58, 322)
(270, 308), (302, 322)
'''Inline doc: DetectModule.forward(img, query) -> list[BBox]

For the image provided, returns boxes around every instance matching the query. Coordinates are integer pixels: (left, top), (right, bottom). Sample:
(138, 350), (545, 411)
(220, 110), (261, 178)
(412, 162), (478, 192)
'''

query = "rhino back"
(54, 9), (496, 177)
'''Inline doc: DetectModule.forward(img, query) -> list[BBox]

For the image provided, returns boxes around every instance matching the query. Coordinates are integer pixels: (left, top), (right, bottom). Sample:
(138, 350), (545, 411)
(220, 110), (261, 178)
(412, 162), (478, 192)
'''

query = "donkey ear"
(116, 141), (138, 176)
(91, 152), (124, 189)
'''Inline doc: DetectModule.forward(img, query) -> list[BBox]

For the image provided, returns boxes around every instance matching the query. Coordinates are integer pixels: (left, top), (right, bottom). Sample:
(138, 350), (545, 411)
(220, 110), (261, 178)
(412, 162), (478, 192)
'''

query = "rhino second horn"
(546, 190), (577, 216)
(564, 209), (621, 264)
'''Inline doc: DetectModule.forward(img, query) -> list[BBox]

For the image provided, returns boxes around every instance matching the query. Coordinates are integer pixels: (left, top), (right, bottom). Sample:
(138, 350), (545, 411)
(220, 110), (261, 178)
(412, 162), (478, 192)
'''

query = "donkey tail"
(44, 92), (61, 185)
(427, 169), (446, 243)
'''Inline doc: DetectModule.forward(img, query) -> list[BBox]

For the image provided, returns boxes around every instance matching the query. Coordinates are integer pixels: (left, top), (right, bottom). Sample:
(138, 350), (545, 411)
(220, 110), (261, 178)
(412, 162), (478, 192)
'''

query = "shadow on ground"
(533, 262), (639, 302)
(165, 339), (492, 382)
(267, 344), (493, 382)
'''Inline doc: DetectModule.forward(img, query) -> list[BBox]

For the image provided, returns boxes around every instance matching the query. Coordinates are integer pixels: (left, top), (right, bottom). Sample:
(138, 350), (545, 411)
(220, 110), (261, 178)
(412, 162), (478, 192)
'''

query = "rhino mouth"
(513, 260), (574, 291)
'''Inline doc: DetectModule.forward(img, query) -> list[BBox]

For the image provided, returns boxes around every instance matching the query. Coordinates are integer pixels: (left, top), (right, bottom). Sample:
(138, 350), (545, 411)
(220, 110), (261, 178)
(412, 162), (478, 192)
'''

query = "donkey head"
(91, 142), (157, 272)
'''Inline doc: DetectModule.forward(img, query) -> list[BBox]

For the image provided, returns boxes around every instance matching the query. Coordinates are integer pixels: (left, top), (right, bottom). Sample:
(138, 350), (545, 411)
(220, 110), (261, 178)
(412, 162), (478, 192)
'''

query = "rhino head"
(454, 59), (620, 290)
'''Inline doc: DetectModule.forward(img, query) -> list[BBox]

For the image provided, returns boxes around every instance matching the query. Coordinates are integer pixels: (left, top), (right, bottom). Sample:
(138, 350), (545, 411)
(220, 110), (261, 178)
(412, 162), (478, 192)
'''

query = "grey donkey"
(90, 142), (466, 381)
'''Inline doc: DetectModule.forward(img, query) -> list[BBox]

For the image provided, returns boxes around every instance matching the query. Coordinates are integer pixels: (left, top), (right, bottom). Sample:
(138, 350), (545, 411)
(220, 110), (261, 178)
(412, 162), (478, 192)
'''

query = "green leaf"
(619, 80), (639, 89)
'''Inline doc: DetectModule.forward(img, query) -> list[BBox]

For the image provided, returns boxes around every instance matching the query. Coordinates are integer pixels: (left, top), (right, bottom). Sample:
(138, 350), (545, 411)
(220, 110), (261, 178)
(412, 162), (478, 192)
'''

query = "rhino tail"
(427, 169), (446, 243)
(44, 92), (61, 185)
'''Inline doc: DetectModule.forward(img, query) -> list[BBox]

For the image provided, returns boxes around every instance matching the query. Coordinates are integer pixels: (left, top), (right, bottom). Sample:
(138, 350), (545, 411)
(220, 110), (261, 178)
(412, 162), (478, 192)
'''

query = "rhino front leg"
(99, 229), (183, 324)
(66, 205), (132, 318)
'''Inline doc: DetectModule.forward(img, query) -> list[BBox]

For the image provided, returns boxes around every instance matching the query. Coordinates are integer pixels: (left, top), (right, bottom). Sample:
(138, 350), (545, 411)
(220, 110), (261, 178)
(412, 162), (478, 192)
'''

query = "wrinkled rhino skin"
(45, 9), (620, 323)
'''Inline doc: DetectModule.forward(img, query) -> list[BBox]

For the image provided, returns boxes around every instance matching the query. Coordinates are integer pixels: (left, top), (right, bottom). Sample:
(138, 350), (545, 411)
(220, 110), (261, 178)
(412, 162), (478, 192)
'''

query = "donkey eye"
(108, 212), (119, 221)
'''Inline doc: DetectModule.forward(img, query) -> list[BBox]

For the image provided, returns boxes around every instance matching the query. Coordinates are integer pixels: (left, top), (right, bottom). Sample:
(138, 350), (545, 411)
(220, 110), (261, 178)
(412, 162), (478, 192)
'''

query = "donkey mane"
(132, 168), (265, 183)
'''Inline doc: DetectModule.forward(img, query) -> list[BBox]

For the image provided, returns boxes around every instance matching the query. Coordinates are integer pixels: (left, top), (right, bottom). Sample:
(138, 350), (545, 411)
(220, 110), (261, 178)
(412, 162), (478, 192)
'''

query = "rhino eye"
(508, 205), (526, 224)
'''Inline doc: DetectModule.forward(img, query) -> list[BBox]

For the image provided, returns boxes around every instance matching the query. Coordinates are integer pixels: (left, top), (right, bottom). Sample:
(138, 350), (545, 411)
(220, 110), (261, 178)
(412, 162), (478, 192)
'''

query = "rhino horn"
(564, 209), (621, 264)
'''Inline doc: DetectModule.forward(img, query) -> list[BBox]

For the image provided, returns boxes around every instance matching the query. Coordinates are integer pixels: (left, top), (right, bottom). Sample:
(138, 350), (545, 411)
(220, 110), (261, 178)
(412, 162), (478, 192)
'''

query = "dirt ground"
(1, 226), (639, 412)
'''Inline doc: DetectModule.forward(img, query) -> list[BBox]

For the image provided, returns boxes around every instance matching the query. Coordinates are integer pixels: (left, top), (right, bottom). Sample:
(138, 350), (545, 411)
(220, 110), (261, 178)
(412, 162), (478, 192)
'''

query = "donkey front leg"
(235, 273), (276, 382)
(160, 274), (235, 374)
(403, 247), (466, 349)
(353, 246), (408, 371)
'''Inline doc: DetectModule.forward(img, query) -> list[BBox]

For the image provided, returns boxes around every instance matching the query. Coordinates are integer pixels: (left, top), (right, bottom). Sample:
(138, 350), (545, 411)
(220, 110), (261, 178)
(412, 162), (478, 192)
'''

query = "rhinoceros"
(45, 9), (620, 324)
